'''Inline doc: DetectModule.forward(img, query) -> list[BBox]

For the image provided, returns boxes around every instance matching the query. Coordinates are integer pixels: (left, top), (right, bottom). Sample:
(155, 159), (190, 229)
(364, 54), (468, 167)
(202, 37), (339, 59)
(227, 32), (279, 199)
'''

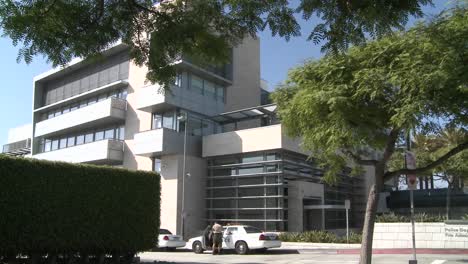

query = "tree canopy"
(0, 0), (432, 87)
(272, 6), (468, 184)
(271, 6), (467, 263)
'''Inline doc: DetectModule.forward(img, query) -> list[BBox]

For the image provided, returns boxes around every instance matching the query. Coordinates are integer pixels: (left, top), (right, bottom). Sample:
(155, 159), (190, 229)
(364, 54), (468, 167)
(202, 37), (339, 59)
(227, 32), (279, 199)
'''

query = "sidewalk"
(280, 243), (468, 255)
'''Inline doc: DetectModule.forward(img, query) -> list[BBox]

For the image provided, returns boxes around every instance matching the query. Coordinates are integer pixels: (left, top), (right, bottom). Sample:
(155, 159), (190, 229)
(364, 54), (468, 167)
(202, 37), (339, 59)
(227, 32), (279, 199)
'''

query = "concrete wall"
(373, 222), (468, 248)
(288, 181), (325, 232)
(203, 124), (308, 157)
(226, 36), (260, 112)
(122, 62), (152, 170)
(158, 154), (207, 239)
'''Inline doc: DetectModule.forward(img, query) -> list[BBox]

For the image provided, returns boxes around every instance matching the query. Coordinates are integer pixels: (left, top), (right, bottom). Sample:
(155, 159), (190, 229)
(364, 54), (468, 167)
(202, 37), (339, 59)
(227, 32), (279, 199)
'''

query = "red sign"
(405, 151), (417, 190)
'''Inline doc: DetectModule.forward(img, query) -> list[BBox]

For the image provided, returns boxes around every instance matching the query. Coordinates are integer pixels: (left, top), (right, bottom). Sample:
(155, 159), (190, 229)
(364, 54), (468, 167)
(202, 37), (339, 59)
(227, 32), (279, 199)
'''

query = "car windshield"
(244, 226), (263, 233)
(159, 229), (172, 235)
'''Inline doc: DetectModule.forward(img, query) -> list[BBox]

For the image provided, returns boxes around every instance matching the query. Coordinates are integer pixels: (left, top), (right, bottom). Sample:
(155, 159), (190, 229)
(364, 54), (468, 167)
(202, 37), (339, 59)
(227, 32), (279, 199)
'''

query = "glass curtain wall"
(206, 151), (286, 231)
(206, 150), (363, 231)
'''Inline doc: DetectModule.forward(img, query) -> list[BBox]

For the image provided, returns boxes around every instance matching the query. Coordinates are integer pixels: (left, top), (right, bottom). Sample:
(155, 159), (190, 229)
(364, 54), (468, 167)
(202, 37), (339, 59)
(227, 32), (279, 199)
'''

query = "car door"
(223, 227), (238, 249)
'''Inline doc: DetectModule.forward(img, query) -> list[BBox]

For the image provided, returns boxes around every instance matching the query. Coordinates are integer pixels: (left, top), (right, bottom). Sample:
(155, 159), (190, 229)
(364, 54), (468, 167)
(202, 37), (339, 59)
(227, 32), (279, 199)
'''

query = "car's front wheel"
(235, 241), (249, 255)
(192, 241), (204, 254)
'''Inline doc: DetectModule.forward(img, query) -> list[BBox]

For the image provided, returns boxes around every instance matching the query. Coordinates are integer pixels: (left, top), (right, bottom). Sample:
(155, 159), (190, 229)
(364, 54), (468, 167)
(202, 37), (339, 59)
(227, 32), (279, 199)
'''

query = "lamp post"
(178, 112), (189, 238)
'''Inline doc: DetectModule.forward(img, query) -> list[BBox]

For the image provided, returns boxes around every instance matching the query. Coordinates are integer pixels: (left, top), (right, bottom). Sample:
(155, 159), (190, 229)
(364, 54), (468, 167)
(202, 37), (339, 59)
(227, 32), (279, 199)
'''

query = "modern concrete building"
(3, 38), (371, 238)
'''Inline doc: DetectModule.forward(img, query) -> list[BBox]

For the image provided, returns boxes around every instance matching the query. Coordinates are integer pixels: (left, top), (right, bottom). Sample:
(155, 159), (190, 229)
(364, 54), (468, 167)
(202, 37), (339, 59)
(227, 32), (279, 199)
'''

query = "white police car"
(157, 229), (186, 251)
(188, 225), (281, 254)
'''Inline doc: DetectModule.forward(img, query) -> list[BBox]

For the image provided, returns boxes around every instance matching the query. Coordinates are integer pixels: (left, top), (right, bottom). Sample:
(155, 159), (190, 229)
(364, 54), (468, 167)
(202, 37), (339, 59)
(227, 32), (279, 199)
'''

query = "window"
(59, 138), (67, 149)
(191, 75), (203, 93)
(104, 128), (114, 139)
(67, 136), (76, 147)
(238, 166), (263, 175)
(238, 187), (264, 197)
(174, 73), (182, 87)
(159, 229), (172, 235)
(242, 154), (264, 163)
(54, 109), (62, 117)
(97, 94), (107, 101)
(87, 98), (97, 105)
(217, 86), (225, 102)
(76, 135), (85, 145)
(153, 159), (161, 173)
(70, 104), (79, 111)
(204, 80), (216, 97)
(62, 108), (70, 114)
(84, 133), (94, 143)
(47, 112), (54, 119)
(118, 126), (125, 140)
(79, 100), (88, 108)
(44, 139), (52, 152)
(109, 90), (118, 98)
(162, 112), (174, 129)
(226, 227), (238, 234)
(152, 114), (162, 129)
(238, 199), (264, 208)
(120, 89), (128, 100)
(51, 139), (59, 151)
(95, 130), (104, 141)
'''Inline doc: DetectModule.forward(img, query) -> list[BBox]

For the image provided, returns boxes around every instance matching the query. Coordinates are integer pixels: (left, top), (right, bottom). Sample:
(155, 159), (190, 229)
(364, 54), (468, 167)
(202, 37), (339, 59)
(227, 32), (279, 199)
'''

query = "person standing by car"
(202, 224), (212, 248)
(211, 222), (223, 255)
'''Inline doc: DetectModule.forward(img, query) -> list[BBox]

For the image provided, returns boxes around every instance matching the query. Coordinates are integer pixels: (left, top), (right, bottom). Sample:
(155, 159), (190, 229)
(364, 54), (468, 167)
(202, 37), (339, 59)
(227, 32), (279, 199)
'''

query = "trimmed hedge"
(376, 212), (445, 223)
(279, 230), (362, 243)
(0, 155), (160, 257)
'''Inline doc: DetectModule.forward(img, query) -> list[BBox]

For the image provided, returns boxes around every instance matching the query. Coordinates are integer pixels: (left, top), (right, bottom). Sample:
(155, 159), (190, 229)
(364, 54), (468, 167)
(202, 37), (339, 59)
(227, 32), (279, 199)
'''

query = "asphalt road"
(139, 250), (468, 264)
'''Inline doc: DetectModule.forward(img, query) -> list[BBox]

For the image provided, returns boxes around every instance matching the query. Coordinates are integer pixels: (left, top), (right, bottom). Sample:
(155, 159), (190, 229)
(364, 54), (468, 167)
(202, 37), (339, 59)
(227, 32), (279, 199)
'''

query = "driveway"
(139, 249), (468, 264)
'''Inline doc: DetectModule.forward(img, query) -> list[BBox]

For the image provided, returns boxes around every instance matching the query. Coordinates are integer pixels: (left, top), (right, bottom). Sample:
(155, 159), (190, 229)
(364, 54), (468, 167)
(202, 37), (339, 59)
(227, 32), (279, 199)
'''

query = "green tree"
(0, 0), (432, 88)
(272, 6), (468, 264)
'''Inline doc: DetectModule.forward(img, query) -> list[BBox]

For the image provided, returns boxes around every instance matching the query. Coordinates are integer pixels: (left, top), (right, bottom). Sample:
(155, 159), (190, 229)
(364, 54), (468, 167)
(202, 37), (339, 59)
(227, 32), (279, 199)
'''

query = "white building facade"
(3, 39), (371, 238)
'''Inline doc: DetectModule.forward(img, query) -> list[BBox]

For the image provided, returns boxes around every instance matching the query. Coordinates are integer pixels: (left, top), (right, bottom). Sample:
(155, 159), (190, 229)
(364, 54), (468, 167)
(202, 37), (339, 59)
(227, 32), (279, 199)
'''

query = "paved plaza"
(139, 250), (468, 264)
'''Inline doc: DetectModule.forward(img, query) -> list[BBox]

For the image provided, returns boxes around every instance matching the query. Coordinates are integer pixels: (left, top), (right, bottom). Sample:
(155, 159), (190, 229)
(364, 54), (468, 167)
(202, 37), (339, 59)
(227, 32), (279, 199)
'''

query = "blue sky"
(0, 0), (449, 146)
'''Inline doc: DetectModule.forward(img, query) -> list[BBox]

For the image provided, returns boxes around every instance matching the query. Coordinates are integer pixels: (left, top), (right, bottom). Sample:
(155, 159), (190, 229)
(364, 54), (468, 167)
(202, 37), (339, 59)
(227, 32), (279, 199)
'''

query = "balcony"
(202, 124), (308, 157)
(133, 128), (201, 157)
(35, 97), (126, 138)
(33, 139), (124, 164)
(136, 85), (224, 116)
(2, 138), (31, 156)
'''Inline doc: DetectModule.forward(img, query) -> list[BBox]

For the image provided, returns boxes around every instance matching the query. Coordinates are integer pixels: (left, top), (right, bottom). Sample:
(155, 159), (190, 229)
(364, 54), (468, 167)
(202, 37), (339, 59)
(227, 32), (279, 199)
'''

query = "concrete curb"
(336, 248), (468, 255)
(281, 242), (361, 250)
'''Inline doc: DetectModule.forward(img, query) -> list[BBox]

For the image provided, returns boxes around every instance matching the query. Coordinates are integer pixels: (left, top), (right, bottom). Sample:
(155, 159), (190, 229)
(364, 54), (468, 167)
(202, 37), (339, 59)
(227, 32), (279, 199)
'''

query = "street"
(139, 250), (468, 264)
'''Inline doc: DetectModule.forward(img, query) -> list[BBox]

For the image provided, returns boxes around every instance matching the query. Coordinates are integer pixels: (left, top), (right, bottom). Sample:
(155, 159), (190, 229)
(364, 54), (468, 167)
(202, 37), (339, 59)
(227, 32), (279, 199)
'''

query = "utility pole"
(406, 131), (417, 264)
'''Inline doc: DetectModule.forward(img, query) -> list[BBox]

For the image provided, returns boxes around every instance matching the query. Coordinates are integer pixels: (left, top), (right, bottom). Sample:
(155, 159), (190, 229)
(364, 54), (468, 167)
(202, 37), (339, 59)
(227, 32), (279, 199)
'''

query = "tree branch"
(342, 149), (379, 166)
(382, 128), (401, 164)
(384, 140), (468, 181)
(129, 0), (159, 15)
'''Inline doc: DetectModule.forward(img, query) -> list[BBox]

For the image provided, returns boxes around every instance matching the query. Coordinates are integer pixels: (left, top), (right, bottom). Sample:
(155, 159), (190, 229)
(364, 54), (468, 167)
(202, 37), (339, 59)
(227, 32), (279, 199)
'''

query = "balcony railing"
(33, 139), (124, 164)
(2, 138), (31, 156)
(35, 97), (126, 138)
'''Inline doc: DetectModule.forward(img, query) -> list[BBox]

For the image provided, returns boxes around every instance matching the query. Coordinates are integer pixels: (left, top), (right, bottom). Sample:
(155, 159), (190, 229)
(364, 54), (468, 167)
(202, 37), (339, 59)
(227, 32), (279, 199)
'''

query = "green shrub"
(376, 212), (445, 222)
(0, 155), (160, 257)
(279, 230), (361, 243)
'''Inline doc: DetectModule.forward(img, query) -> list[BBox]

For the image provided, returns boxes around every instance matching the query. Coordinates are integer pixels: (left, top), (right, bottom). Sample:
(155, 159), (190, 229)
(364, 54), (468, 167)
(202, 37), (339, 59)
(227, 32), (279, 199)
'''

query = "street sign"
(407, 174), (418, 190)
(405, 151), (418, 190)
(405, 151), (416, 169)
(345, 199), (351, 209)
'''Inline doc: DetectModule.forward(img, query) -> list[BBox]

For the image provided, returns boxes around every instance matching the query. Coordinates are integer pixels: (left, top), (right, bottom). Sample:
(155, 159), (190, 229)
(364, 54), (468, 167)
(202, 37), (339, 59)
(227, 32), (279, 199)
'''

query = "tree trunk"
(359, 163), (385, 264)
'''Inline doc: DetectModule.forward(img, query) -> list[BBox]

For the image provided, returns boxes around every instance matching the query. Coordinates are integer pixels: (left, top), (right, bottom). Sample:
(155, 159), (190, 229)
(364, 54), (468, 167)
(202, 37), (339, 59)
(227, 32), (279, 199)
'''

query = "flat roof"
(211, 104), (277, 124)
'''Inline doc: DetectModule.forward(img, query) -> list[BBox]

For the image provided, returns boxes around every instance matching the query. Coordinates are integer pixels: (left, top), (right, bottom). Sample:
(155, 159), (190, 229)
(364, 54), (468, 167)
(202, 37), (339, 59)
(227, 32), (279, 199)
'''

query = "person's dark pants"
(212, 233), (223, 254)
